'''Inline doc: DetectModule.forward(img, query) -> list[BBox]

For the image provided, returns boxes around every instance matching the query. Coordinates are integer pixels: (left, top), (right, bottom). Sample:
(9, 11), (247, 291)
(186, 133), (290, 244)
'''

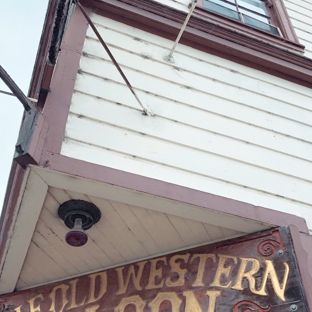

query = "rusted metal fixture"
(58, 199), (101, 247)
(0, 66), (35, 111)
(164, 0), (198, 62)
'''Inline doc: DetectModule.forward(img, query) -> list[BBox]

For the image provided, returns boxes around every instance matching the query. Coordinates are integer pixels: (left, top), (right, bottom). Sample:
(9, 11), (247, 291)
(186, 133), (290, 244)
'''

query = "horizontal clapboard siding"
(61, 14), (312, 230)
(284, 0), (312, 58)
(156, 0), (188, 12)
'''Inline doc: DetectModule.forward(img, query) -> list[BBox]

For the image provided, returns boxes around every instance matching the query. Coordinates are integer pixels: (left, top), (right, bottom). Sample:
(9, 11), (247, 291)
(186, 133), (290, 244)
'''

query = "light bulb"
(65, 218), (88, 247)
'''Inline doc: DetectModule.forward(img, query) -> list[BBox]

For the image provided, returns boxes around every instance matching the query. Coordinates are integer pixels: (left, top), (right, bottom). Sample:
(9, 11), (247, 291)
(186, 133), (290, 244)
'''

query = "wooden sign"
(0, 227), (308, 311)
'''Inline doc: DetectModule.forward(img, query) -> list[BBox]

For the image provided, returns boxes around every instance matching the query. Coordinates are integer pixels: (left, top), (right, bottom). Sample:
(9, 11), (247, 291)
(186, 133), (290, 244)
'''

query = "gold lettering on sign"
(210, 255), (237, 288)
(116, 261), (147, 295)
(149, 292), (182, 312)
(166, 253), (190, 287)
(232, 257), (260, 292)
(28, 294), (44, 312)
(191, 254), (217, 287)
(86, 272), (107, 304)
(49, 284), (69, 312)
(85, 305), (100, 312)
(67, 278), (87, 309)
(257, 260), (290, 301)
(115, 295), (146, 312)
(183, 290), (220, 312)
(146, 257), (167, 290)
(14, 306), (22, 312)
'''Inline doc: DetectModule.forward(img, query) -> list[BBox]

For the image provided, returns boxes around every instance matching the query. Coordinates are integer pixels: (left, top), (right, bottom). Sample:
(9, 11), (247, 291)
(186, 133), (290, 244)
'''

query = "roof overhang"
(0, 164), (278, 295)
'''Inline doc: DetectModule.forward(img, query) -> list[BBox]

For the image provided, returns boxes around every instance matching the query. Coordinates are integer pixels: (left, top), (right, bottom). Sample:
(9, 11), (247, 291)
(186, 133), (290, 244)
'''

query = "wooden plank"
(72, 192), (151, 259)
(130, 205), (175, 252)
(82, 35), (312, 111)
(68, 95), (312, 180)
(64, 115), (312, 206)
(290, 19), (312, 35)
(148, 0), (188, 11)
(74, 53), (312, 142)
(183, 218), (212, 242)
(89, 14), (312, 98)
(144, 209), (186, 250)
(78, 51), (312, 128)
(203, 223), (226, 241)
(286, 7), (312, 24)
(0, 170), (48, 294)
(108, 201), (162, 255)
(60, 139), (312, 231)
(15, 279), (28, 290)
(60, 138), (312, 231)
(17, 261), (47, 288)
(22, 243), (69, 281)
(285, 0), (312, 12)
(72, 78), (312, 161)
(85, 195), (145, 261)
(74, 69), (312, 150)
(165, 214), (199, 246)
(29, 166), (274, 234)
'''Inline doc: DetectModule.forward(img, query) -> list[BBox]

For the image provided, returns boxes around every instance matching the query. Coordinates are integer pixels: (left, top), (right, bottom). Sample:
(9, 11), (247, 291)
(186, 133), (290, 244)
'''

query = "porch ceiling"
(17, 187), (245, 290)
(0, 166), (271, 294)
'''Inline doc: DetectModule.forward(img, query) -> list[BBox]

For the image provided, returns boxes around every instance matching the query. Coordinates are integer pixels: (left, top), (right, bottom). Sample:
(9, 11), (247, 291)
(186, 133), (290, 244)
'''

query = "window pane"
(242, 14), (280, 35)
(210, 0), (235, 9)
(204, 0), (240, 20)
(240, 8), (269, 23)
(238, 0), (268, 14)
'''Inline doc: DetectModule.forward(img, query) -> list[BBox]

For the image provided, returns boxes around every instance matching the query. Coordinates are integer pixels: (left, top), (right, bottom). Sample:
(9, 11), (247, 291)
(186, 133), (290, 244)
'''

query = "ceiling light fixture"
(58, 199), (101, 247)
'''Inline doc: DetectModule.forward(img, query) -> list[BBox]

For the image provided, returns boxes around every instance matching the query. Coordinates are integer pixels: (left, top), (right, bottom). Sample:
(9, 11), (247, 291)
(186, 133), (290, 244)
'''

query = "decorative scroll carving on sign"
(257, 230), (284, 258)
(233, 300), (271, 312)
(216, 229), (284, 258)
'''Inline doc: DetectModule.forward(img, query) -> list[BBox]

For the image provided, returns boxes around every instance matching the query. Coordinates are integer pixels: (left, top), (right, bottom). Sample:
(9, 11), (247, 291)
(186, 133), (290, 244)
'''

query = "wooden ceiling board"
(16, 186), (250, 290)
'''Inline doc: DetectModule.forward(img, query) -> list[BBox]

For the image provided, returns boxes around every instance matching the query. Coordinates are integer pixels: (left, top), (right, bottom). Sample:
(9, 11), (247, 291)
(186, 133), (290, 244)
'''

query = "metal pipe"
(166, 0), (198, 61)
(0, 89), (38, 102)
(0, 65), (35, 111)
(74, 0), (153, 116)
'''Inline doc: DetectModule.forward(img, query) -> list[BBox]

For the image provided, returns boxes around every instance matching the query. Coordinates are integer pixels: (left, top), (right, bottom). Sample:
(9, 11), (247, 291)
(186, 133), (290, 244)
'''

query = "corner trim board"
(0, 169), (48, 294)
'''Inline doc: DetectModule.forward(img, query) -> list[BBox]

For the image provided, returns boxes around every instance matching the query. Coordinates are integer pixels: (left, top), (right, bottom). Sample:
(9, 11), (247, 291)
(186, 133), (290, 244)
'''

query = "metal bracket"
(164, 0), (198, 62)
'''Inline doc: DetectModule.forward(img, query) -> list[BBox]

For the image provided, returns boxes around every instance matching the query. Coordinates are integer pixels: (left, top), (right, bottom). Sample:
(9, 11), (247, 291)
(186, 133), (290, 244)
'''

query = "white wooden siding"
(284, 0), (312, 59)
(61, 14), (312, 231)
(16, 187), (242, 289)
(156, 0), (188, 12)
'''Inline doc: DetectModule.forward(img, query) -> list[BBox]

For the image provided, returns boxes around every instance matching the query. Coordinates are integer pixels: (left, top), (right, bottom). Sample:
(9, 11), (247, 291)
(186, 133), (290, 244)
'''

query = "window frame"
(195, 0), (302, 52)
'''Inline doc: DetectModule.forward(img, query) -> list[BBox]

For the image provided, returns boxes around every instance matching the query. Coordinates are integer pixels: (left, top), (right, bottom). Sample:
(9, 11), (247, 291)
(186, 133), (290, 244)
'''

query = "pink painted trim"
(0, 162), (25, 264)
(41, 6), (91, 154)
(40, 152), (309, 234)
(289, 225), (312, 310)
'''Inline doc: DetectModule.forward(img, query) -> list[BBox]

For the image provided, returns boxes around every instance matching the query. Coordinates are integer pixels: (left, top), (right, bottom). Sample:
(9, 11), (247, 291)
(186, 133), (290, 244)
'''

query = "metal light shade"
(58, 200), (101, 247)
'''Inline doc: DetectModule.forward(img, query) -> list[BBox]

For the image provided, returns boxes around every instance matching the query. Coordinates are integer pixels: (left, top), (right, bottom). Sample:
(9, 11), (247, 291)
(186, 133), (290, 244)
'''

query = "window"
(203, 0), (280, 35)
(195, 0), (302, 49)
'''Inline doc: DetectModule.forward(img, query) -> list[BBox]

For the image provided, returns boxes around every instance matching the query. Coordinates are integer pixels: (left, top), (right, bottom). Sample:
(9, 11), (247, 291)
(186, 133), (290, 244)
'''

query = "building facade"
(0, 0), (312, 311)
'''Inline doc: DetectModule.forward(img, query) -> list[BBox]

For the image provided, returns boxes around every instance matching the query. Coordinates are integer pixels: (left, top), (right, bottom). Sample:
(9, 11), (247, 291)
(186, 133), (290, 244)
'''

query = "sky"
(0, 1), (49, 209)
